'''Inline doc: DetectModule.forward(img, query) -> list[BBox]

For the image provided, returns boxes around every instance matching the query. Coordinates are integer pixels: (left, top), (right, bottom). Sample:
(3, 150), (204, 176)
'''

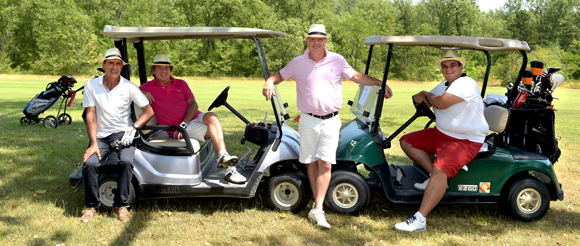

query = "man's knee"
(431, 166), (448, 179)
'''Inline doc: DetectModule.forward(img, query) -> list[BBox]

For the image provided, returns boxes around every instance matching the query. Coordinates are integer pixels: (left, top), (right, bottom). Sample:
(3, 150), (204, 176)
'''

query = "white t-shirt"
(83, 75), (149, 138)
(431, 76), (489, 143)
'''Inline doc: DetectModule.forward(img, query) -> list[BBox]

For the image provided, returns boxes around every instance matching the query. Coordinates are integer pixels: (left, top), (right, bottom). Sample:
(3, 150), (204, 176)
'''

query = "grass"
(0, 74), (579, 245)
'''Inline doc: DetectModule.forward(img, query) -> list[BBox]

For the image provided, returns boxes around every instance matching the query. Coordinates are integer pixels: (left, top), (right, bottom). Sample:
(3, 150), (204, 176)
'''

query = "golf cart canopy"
(363, 36), (530, 52)
(101, 25), (287, 43)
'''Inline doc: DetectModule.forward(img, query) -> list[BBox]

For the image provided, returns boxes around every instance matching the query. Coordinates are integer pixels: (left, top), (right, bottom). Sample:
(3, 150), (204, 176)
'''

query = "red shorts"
(400, 127), (482, 179)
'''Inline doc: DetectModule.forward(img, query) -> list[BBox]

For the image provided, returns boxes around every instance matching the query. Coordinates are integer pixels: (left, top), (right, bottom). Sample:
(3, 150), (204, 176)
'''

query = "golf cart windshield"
(100, 25), (289, 125)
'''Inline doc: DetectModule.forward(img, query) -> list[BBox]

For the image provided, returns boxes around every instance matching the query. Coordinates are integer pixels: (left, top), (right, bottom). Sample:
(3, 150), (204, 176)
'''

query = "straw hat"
(147, 54), (174, 67)
(97, 48), (127, 65)
(304, 24), (330, 38)
(435, 50), (466, 70)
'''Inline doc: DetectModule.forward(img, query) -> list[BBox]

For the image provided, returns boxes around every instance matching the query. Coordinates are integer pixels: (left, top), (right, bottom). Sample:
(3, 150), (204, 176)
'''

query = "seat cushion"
(147, 130), (203, 153)
(484, 105), (509, 133)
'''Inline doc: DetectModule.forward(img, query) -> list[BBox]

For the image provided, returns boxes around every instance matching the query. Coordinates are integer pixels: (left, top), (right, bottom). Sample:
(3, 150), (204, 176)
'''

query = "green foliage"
(1, 0), (580, 81)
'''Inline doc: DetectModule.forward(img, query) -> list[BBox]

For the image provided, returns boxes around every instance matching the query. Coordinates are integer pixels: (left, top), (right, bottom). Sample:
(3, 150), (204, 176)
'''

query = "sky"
(477, 0), (508, 12)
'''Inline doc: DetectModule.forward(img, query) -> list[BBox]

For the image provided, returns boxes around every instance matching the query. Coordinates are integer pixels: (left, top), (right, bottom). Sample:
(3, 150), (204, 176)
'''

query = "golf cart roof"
(363, 36), (530, 52)
(101, 25), (287, 43)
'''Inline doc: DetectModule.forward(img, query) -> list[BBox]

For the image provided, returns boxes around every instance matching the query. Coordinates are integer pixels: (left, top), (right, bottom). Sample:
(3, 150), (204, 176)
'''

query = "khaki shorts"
(186, 112), (208, 141)
(298, 112), (341, 164)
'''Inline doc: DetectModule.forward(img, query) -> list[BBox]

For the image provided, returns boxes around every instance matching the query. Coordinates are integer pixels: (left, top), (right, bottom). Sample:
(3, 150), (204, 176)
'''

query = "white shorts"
(186, 112), (208, 141)
(298, 112), (341, 164)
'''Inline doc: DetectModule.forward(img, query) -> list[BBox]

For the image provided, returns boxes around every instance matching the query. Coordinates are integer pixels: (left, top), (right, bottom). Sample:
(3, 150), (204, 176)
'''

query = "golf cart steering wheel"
(414, 101), (436, 122)
(208, 86), (230, 111)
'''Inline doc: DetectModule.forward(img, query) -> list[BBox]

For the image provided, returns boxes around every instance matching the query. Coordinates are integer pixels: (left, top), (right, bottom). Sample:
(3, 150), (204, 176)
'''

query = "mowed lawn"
(0, 74), (579, 245)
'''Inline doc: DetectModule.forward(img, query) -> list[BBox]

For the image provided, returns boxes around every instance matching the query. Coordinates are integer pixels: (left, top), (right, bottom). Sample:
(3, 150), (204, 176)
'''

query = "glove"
(121, 127), (137, 146)
(173, 121), (188, 139)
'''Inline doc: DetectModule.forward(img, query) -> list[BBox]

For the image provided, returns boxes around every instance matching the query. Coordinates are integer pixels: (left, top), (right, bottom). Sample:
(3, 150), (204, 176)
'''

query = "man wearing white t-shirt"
(395, 50), (489, 232)
(80, 48), (154, 223)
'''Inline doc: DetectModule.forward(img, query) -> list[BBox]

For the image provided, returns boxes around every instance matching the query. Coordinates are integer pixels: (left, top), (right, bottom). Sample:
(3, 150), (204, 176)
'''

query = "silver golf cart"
(69, 26), (312, 212)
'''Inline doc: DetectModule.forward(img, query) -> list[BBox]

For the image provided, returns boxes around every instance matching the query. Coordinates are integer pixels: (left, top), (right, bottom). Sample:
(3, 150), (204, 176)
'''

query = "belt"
(306, 111), (338, 120)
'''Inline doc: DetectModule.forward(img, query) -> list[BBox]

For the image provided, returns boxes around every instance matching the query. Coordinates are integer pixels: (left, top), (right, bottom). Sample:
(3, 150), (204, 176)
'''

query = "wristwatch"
(133, 123), (140, 129)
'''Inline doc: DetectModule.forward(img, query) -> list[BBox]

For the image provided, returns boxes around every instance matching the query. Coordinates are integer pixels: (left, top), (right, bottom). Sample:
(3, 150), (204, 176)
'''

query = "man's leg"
(202, 112), (226, 153)
(114, 132), (136, 222)
(400, 139), (434, 173)
(80, 138), (110, 222)
(418, 166), (448, 217)
(307, 160), (332, 210)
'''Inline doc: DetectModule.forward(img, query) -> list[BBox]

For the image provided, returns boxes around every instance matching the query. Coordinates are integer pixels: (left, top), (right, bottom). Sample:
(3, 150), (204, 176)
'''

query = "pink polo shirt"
(279, 48), (356, 115)
(140, 77), (202, 127)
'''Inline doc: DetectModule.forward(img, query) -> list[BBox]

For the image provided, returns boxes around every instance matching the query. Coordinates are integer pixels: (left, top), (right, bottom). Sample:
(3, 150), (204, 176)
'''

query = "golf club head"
(550, 73), (565, 92)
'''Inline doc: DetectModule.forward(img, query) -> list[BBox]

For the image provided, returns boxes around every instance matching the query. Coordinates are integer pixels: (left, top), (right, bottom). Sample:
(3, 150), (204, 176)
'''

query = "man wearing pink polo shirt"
(140, 54), (246, 184)
(262, 24), (393, 229)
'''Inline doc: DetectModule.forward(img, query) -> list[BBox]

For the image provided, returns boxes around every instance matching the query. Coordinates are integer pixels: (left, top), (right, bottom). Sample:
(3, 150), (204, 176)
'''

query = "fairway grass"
(0, 75), (578, 245)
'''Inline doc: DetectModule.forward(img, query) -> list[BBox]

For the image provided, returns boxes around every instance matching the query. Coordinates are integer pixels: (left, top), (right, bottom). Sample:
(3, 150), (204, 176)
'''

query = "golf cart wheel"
(97, 173), (136, 211)
(324, 170), (370, 215)
(500, 178), (550, 221)
(43, 116), (58, 129)
(20, 117), (34, 125)
(266, 172), (311, 213)
(58, 113), (72, 125)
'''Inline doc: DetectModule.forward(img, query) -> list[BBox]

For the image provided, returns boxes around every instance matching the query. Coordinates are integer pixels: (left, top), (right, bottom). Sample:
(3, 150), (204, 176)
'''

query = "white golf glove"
(121, 127), (137, 146)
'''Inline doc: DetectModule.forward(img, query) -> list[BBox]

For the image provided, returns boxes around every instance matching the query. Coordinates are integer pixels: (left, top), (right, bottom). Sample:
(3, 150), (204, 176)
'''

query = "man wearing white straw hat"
(81, 48), (154, 223)
(262, 24), (393, 229)
(396, 50), (488, 232)
(140, 54), (247, 184)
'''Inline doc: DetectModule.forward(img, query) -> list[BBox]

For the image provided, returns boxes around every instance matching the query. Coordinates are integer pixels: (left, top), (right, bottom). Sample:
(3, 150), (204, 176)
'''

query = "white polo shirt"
(431, 76), (489, 143)
(83, 75), (149, 138)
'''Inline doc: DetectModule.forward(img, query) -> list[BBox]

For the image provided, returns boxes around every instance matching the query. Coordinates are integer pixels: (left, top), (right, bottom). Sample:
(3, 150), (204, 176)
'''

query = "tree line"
(1, 0), (579, 85)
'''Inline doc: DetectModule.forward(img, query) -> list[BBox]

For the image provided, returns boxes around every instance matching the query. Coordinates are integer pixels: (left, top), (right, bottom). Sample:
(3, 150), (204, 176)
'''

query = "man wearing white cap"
(81, 48), (154, 223)
(395, 50), (489, 232)
(262, 24), (393, 229)
(140, 54), (246, 184)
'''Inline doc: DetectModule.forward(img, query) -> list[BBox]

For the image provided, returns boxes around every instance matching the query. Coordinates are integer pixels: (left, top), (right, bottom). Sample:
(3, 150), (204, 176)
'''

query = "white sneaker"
(413, 178), (448, 191)
(414, 178), (430, 191)
(394, 215), (426, 232)
(308, 210), (330, 229)
(224, 166), (246, 184)
(217, 153), (239, 169)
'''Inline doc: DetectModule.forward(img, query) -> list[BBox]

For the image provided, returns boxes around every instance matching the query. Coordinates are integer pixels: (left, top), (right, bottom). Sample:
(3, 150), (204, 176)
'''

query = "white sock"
(218, 149), (228, 157)
(414, 211), (426, 223)
(311, 208), (323, 213)
(226, 166), (235, 172)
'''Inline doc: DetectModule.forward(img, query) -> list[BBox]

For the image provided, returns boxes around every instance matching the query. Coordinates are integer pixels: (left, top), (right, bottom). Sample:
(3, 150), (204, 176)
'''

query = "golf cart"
(323, 36), (564, 221)
(69, 26), (313, 212)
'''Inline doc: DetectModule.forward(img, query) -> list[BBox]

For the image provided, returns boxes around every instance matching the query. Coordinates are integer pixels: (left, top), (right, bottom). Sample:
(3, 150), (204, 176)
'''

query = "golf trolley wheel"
(20, 117), (34, 125)
(266, 172), (311, 213)
(324, 170), (370, 215)
(58, 113), (72, 125)
(43, 116), (58, 129)
(499, 178), (550, 221)
(98, 173), (136, 211)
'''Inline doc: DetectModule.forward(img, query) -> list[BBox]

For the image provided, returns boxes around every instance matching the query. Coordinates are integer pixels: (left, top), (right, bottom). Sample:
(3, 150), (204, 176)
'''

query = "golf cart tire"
(324, 170), (370, 215)
(266, 172), (311, 213)
(499, 178), (550, 221)
(97, 173), (136, 211)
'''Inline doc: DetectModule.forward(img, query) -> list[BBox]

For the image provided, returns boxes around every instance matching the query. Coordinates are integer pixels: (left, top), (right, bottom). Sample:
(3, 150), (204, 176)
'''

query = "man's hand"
(141, 90), (155, 103)
(262, 80), (276, 101)
(413, 91), (432, 107)
(384, 85), (394, 99)
(83, 144), (100, 163)
(121, 127), (137, 146)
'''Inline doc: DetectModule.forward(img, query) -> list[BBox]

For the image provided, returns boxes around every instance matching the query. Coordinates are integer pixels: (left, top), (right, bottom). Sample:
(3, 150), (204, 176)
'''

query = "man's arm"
(181, 98), (199, 123)
(262, 71), (284, 101)
(141, 89), (154, 103)
(350, 72), (393, 99)
(135, 104), (154, 127)
(83, 107), (100, 163)
(419, 91), (464, 109)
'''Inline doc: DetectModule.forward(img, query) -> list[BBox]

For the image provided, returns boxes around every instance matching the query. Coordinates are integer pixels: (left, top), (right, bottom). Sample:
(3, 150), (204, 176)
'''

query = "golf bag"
(21, 75), (79, 126)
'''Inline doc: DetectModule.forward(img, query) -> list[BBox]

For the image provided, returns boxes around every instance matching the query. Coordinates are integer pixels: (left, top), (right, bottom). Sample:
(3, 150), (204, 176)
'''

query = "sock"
(311, 208), (323, 213)
(414, 211), (426, 223)
(226, 166), (235, 172)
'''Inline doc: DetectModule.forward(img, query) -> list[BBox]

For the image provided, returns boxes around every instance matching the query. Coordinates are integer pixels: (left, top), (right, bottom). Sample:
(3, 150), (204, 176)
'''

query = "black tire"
(43, 115), (57, 129)
(97, 173), (136, 211)
(20, 117), (33, 125)
(499, 178), (550, 221)
(266, 172), (311, 213)
(323, 170), (370, 215)
(58, 113), (72, 125)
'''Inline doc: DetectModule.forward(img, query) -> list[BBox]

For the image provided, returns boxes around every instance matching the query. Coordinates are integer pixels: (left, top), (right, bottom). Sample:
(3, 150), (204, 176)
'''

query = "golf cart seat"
(474, 105), (510, 159)
(132, 104), (203, 154)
